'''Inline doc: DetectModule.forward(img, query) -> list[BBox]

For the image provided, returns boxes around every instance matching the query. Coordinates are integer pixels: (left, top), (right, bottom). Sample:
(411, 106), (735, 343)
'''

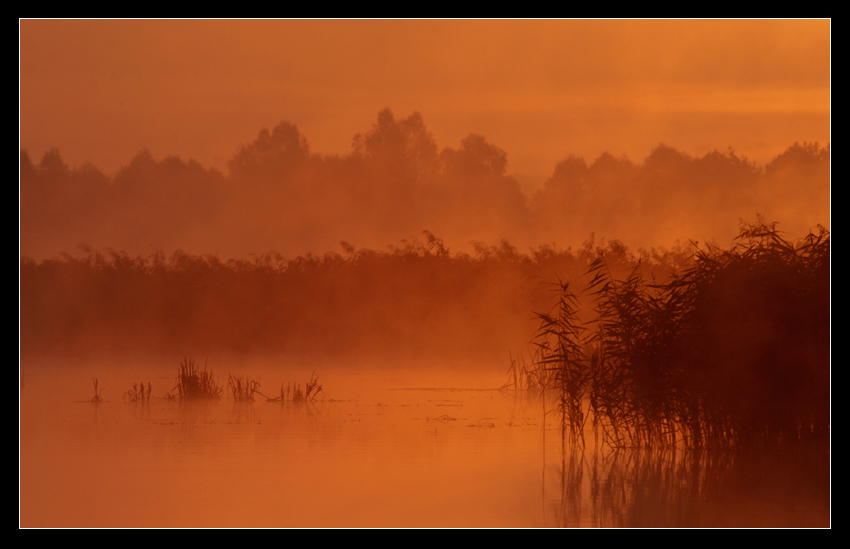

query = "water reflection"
(20, 365), (829, 528)
(546, 442), (829, 527)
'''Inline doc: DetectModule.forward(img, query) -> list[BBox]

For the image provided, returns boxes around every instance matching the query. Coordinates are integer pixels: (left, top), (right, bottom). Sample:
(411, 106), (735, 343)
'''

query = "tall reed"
(531, 279), (592, 448)
(167, 357), (223, 400)
(227, 374), (260, 401)
(522, 220), (830, 450)
(124, 381), (152, 403)
(268, 372), (323, 402)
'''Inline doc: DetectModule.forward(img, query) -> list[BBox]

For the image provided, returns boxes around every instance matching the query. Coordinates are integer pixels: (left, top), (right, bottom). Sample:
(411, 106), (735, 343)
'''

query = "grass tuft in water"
(166, 357), (223, 400)
(227, 374), (261, 401)
(123, 381), (152, 403)
(268, 371), (323, 402)
(90, 377), (104, 404)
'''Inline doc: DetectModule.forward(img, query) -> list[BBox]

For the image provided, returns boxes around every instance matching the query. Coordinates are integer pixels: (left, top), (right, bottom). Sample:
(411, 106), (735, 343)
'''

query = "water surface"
(19, 359), (829, 528)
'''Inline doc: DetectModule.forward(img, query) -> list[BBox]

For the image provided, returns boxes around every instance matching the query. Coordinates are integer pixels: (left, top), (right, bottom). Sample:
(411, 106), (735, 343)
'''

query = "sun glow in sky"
(20, 19), (830, 187)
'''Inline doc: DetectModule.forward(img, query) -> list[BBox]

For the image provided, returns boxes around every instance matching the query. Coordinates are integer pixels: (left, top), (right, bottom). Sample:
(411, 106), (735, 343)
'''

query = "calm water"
(19, 358), (830, 528)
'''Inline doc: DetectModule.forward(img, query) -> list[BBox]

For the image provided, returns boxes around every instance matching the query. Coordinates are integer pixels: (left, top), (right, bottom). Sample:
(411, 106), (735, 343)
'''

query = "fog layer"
(20, 109), (830, 262)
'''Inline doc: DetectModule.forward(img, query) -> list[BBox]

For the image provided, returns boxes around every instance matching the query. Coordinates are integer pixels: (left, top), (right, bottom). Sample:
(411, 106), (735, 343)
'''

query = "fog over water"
(20, 19), (830, 528)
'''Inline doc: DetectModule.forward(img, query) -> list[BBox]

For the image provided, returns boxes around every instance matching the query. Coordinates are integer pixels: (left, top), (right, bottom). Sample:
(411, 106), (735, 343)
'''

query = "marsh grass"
(524, 219), (830, 450)
(166, 357), (223, 400)
(127, 363), (322, 403)
(227, 374), (260, 401)
(267, 372), (323, 402)
(123, 381), (152, 403)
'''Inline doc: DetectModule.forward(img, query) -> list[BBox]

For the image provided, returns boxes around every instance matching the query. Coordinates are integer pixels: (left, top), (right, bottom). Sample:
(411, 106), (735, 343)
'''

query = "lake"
(19, 357), (830, 528)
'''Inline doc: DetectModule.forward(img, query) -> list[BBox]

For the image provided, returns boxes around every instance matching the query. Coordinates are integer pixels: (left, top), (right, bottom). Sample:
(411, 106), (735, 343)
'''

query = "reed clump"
(268, 371), (323, 402)
(227, 373), (261, 401)
(166, 357), (223, 400)
(124, 381), (153, 403)
(523, 219), (829, 450)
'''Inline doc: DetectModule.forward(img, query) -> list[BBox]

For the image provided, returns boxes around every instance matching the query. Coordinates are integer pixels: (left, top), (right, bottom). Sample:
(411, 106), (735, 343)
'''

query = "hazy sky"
(19, 19), (830, 188)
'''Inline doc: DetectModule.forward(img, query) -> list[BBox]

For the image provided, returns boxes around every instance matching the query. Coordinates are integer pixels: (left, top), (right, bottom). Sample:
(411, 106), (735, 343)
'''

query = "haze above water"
(20, 19), (830, 528)
(19, 359), (829, 528)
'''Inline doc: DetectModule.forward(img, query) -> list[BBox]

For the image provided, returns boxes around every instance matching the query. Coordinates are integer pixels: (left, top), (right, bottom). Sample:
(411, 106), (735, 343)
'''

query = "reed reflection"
(510, 220), (829, 527)
(546, 443), (828, 527)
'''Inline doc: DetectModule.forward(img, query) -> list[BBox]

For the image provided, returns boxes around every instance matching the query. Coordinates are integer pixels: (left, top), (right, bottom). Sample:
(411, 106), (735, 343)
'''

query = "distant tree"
(760, 142), (830, 233)
(536, 155), (588, 206)
(113, 149), (157, 193)
(437, 133), (528, 237)
(587, 152), (636, 190)
(352, 108), (439, 185)
(642, 144), (692, 182)
(228, 121), (310, 180)
(442, 134), (508, 179)
(695, 148), (759, 184)
(38, 148), (70, 181)
(765, 142), (829, 176)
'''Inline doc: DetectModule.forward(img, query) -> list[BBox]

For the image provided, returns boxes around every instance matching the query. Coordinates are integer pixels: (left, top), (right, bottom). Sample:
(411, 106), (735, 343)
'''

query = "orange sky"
(19, 19), (830, 188)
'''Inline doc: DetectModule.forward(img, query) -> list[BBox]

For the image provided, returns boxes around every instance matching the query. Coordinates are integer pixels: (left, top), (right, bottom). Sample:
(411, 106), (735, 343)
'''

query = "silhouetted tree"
(352, 108), (439, 184)
(38, 147), (70, 180)
(228, 121), (310, 180)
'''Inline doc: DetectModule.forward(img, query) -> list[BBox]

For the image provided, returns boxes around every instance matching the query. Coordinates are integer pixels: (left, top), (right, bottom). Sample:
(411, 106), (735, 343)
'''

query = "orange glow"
(20, 19), (829, 181)
(20, 19), (831, 529)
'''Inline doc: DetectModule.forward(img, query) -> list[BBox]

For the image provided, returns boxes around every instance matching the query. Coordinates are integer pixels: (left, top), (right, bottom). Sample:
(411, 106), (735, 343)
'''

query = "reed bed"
(521, 220), (830, 450)
(166, 357), (223, 400)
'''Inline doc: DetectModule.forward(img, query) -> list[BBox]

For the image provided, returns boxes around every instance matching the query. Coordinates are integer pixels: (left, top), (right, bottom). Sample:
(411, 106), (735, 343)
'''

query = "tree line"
(20, 108), (830, 261)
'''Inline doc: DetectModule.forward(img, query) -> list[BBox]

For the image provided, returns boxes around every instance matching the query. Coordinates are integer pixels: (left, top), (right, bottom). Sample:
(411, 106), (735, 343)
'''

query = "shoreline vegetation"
(20, 229), (698, 360)
(509, 219), (829, 450)
(19, 111), (829, 453)
(102, 357), (324, 404)
(31, 219), (829, 526)
(30, 218), (829, 452)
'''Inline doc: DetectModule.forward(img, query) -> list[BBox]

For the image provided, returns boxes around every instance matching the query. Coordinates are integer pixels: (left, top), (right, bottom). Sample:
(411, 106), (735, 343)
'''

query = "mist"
(19, 20), (831, 528)
(20, 108), (829, 263)
(19, 109), (829, 363)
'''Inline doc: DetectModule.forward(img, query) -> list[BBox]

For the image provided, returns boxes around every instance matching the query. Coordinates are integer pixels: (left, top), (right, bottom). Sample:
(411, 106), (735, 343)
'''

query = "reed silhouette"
(166, 358), (223, 400)
(90, 377), (104, 404)
(19, 233), (687, 361)
(266, 372), (323, 402)
(525, 219), (829, 450)
(547, 435), (829, 527)
(123, 381), (153, 403)
(227, 374), (261, 402)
